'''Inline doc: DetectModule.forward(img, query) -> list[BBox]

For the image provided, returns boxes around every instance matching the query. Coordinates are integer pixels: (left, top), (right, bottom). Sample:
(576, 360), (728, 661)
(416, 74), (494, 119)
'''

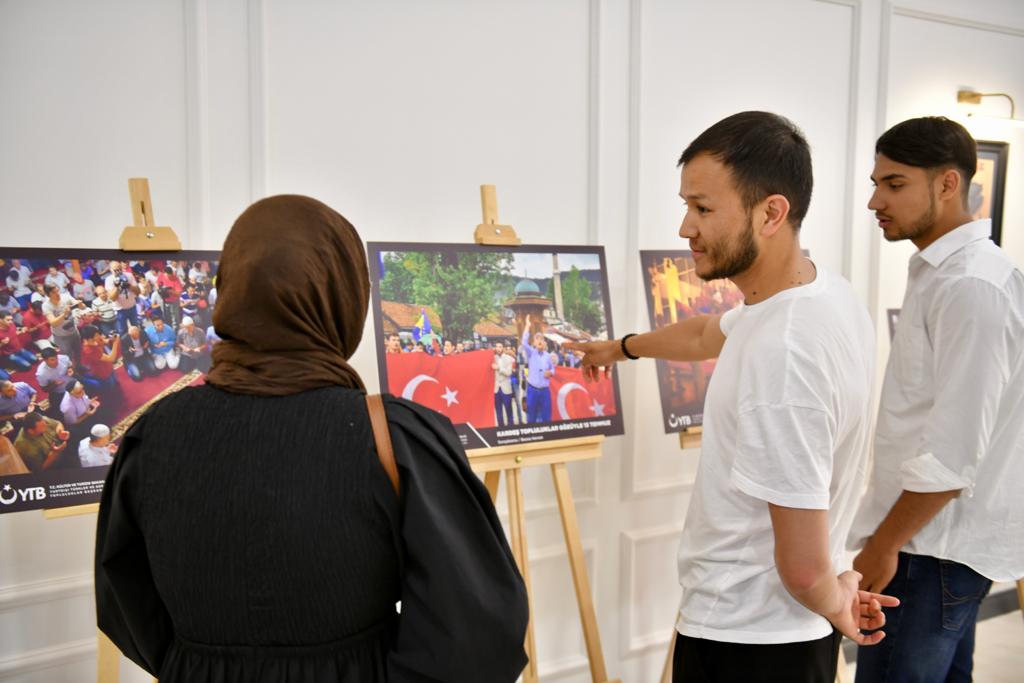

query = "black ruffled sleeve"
(382, 397), (529, 683)
(94, 415), (174, 676)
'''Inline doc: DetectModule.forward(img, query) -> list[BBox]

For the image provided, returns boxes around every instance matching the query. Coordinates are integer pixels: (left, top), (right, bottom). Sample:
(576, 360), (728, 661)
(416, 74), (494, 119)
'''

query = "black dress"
(95, 385), (529, 682)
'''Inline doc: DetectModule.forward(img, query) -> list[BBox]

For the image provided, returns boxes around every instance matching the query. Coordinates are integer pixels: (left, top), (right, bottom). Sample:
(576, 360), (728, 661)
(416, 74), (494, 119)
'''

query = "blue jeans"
(855, 552), (992, 683)
(116, 308), (139, 335)
(526, 384), (551, 424)
(4, 348), (37, 370)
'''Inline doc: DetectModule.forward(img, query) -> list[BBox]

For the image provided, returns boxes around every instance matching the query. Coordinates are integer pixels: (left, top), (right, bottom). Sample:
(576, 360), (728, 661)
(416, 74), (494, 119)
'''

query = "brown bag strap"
(366, 394), (400, 497)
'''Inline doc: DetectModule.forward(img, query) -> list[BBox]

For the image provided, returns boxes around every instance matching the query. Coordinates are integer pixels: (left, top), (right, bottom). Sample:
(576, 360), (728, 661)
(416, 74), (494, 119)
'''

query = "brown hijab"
(205, 195), (368, 395)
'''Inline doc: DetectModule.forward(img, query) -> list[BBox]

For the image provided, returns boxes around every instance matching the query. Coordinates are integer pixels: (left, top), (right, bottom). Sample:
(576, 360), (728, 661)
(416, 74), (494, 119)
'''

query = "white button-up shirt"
(849, 219), (1024, 581)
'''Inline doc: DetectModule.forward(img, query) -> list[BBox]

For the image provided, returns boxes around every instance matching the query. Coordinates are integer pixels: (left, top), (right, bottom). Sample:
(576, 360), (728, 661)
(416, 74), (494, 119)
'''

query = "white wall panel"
(0, 0), (190, 248)
(620, 524), (684, 656)
(873, 4), (1024, 372)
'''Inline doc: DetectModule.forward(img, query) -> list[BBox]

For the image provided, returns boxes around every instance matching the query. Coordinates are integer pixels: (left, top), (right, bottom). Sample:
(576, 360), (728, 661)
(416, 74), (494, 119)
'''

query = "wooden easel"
(40, 178), (178, 683)
(467, 185), (619, 683)
(120, 178), (181, 251)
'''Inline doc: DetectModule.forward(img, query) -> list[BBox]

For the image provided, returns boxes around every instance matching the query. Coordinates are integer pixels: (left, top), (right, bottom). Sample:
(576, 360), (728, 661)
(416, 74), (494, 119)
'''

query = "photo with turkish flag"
(370, 242), (624, 449)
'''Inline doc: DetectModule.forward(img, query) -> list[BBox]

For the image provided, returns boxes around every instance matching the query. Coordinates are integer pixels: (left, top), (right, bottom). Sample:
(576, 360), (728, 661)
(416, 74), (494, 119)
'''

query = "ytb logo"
(0, 484), (47, 505)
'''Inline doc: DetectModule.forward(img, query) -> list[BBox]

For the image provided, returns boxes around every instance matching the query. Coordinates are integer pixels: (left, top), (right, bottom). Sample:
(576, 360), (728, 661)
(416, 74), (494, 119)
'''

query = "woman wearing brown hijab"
(94, 196), (529, 683)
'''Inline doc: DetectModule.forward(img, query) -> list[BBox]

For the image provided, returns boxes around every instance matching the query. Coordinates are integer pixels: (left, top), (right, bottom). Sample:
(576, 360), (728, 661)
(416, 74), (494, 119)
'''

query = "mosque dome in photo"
(514, 278), (542, 297)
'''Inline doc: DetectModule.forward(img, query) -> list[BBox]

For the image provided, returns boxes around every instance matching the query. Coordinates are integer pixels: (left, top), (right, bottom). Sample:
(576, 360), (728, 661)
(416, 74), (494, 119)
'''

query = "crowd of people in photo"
(0, 257), (219, 475)
(382, 313), (587, 427)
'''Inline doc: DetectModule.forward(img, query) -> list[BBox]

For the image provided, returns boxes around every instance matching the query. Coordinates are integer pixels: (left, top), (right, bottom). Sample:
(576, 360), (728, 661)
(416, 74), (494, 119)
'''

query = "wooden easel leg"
(484, 470), (501, 505)
(660, 630), (675, 683)
(550, 462), (618, 683)
(507, 468), (539, 683)
(835, 646), (850, 683)
(97, 630), (120, 683)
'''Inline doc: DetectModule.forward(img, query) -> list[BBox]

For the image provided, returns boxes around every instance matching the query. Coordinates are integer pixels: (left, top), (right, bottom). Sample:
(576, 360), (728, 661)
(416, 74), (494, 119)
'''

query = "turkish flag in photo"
(386, 350), (497, 428)
(548, 367), (617, 421)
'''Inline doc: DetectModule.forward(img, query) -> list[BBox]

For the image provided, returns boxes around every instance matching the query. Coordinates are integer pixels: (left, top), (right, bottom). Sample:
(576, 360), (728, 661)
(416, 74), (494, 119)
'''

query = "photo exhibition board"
(0, 248), (219, 514)
(368, 243), (624, 449)
(639, 250), (744, 433)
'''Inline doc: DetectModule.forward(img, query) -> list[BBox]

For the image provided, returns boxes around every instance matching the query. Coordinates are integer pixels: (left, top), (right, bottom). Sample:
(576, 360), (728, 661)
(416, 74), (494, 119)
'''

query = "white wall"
(1, 1), (1022, 681)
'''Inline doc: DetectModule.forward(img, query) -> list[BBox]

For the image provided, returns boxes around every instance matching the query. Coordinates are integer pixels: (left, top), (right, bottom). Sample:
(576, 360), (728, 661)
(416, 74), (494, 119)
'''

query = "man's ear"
(937, 167), (963, 203)
(758, 194), (792, 238)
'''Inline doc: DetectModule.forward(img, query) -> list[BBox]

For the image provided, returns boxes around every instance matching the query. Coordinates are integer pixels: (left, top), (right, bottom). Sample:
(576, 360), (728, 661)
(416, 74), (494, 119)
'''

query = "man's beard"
(884, 191), (936, 243)
(699, 214), (759, 281)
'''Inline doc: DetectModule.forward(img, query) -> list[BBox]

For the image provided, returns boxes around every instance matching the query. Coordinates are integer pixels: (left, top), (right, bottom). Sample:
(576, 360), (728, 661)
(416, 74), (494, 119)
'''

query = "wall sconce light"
(957, 89), (1017, 119)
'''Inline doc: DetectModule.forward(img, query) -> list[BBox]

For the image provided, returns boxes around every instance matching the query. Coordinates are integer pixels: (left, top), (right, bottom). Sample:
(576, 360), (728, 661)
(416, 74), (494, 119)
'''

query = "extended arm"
(565, 315), (725, 381)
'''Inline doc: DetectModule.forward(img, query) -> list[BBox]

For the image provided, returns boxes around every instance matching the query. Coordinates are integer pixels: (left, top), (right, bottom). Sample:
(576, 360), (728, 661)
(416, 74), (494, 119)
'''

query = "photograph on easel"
(368, 242), (624, 449)
(0, 248), (219, 514)
(639, 250), (744, 433)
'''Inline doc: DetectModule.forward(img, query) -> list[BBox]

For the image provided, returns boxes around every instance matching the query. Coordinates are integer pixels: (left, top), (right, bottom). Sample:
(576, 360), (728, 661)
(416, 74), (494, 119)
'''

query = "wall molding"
(814, 0), (863, 282)
(892, 4), (1024, 37)
(623, 0), (863, 498)
(184, 0), (211, 249)
(247, 0), (269, 201)
(0, 573), (93, 614)
(586, 0), (602, 246)
(620, 523), (684, 656)
(0, 637), (95, 679)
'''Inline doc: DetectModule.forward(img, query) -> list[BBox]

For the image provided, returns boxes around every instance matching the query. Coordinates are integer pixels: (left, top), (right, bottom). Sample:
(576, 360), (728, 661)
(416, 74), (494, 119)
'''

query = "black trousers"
(673, 629), (842, 683)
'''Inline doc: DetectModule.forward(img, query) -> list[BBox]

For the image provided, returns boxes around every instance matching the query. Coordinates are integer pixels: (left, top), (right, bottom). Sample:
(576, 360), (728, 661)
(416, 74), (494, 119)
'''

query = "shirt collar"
(914, 219), (991, 269)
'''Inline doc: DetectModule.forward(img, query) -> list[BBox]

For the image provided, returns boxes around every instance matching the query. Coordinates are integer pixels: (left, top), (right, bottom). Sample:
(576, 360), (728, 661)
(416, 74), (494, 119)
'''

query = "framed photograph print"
(971, 141), (1009, 245)
(367, 242), (624, 449)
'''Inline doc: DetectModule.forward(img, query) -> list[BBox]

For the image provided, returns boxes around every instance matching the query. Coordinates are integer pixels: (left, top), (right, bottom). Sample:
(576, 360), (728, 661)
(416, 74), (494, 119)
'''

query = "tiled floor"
(843, 609), (1024, 682)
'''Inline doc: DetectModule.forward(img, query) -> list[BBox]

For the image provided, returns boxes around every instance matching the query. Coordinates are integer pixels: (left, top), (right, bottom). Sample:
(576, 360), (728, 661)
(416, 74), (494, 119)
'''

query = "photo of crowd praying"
(371, 245), (621, 445)
(640, 251), (744, 432)
(0, 254), (219, 476)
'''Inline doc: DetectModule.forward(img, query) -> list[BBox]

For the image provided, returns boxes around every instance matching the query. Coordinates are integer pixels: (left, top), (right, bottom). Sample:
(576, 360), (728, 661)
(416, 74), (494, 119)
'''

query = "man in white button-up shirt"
(850, 116), (1024, 682)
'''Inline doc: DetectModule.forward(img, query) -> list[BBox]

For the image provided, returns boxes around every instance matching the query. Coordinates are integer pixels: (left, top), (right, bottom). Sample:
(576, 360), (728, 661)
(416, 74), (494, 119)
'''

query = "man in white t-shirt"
(567, 111), (896, 682)
(849, 117), (1024, 682)
(79, 423), (115, 468)
(105, 261), (140, 335)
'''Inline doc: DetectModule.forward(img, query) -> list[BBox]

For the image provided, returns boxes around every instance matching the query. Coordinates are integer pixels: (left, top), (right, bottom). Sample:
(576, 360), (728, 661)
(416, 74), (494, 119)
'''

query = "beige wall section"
(0, 1), (1022, 681)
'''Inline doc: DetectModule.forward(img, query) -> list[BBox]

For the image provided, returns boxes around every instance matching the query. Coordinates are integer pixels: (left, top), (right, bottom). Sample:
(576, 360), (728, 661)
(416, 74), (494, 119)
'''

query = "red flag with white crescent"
(386, 349), (497, 428)
(548, 367), (617, 421)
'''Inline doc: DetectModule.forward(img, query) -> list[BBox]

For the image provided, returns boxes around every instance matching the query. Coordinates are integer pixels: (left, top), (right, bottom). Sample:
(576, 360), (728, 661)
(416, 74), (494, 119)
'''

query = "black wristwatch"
(620, 333), (640, 360)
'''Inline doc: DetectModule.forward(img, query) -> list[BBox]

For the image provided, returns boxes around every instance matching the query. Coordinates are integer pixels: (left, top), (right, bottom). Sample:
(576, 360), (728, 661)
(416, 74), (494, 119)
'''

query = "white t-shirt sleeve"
(719, 305), (743, 337)
(729, 340), (837, 510)
(731, 403), (834, 509)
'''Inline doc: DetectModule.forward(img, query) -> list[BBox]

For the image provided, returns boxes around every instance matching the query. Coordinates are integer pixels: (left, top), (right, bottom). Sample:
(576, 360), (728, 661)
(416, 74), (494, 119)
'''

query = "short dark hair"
(43, 283), (58, 295)
(80, 324), (100, 340)
(41, 347), (58, 359)
(24, 412), (45, 430)
(875, 116), (976, 200)
(30, 300), (42, 312)
(678, 111), (813, 229)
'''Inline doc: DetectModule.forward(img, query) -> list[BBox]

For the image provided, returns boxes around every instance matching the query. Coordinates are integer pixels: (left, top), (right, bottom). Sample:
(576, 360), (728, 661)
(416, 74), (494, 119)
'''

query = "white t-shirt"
(675, 267), (874, 644)
(79, 437), (114, 467)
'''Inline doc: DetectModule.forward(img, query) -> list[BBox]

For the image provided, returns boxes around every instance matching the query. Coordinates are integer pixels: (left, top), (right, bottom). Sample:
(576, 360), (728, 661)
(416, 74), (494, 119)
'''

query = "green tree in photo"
(380, 250), (513, 342)
(560, 266), (603, 334)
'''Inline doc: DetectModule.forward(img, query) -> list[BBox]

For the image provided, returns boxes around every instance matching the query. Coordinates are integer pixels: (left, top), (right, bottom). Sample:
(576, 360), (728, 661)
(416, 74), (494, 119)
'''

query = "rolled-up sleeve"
(902, 278), (1020, 497)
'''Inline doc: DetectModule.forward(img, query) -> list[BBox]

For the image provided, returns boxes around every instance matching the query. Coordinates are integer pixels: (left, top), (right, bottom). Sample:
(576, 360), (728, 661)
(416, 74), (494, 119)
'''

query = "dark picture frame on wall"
(971, 140), (1009, 246)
